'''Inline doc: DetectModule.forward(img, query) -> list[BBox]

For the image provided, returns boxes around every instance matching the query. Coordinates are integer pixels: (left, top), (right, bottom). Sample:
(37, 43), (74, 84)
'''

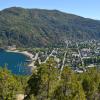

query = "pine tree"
(52, 67), (86, 100)
(0, 67), (21, 100)
(25, 57), (59, 100)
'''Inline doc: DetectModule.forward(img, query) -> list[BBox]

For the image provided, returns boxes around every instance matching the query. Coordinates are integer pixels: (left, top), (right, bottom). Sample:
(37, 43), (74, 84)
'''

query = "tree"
(52, 67), (86, 100)
(0, 67), (21, 100)
(25, 57), (59, 100)
(81, 68), (100, 99)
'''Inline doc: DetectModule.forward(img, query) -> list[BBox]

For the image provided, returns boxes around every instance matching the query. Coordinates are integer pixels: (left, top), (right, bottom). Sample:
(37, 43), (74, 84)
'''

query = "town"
(1, 39), (100, 74)
(7, 39), (100, 74)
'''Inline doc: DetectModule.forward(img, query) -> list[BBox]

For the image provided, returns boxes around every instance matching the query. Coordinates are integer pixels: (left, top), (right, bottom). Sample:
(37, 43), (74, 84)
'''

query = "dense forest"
(0, 57), (100, 100)
(0, 7), (100, 47)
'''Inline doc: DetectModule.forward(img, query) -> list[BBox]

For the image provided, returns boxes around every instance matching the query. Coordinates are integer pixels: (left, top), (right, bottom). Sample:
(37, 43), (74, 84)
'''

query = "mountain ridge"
(0, 7), (100, 47)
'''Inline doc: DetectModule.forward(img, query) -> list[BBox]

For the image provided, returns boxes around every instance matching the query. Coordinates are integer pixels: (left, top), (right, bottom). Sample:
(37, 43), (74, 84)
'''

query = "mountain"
(0, 7), (100, 47)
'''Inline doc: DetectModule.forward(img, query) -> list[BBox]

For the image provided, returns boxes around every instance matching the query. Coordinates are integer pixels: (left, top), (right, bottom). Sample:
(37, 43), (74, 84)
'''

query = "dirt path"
(16, 94), (25, 100)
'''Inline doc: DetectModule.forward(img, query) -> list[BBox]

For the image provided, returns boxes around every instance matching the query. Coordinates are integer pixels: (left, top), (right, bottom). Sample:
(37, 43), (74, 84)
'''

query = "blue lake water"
(0, 50), (32, 75)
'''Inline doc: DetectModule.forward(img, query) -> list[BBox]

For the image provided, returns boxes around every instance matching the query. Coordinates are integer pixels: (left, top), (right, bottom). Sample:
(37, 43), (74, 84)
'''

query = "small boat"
(25, 60), (32, 62)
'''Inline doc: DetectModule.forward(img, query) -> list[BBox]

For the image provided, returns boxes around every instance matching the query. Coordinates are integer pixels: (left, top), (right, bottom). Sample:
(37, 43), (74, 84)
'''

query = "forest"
(0, 7), (100, 47)
(0, 57), (100, 100)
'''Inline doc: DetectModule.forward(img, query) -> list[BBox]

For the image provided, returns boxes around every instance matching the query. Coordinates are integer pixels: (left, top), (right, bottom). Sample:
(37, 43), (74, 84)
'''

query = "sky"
(0, 0), (100, 20)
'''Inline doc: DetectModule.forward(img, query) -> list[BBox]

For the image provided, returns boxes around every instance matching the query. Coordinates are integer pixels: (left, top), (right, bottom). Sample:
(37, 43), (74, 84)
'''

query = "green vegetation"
(0, 7), (100, 47)
(24, 58), (100, 100)
(0, 67), (29, 100)
(1, 6), (100, 100)
(0, 58), (100, 99)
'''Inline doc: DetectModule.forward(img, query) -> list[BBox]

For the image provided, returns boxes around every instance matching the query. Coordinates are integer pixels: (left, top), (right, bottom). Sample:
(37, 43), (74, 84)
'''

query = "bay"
(0, 50), (32, 75)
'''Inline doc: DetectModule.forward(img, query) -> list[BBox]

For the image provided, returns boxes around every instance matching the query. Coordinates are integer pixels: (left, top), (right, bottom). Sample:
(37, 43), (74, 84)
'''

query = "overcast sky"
(0, 0), (100, 20)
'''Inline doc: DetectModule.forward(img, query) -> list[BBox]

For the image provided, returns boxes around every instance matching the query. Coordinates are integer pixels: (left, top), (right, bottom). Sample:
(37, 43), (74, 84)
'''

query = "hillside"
(0, 7), (100, 47)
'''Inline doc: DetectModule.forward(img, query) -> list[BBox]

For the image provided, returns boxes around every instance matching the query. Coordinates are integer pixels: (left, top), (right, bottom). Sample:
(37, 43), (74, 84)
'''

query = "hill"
(0, 7), (100, 47)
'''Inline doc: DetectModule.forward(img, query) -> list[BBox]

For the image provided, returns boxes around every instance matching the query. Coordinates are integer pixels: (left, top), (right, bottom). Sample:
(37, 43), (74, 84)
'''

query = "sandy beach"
(6, 50), (34, 60)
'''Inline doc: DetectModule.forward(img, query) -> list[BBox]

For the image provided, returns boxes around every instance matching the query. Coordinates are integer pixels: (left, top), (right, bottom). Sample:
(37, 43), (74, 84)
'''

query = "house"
(7, 45), (16, 51)
(87, 64), (95, 68)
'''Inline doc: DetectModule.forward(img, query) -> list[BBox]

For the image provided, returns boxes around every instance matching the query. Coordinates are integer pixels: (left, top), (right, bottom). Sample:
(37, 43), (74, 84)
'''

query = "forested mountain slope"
(0, 7), (100, 47)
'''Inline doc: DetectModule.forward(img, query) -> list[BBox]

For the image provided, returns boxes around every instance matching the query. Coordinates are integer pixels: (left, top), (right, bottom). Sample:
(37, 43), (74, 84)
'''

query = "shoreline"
(6, 50), (34, 60)
(5, 49), (37, 69)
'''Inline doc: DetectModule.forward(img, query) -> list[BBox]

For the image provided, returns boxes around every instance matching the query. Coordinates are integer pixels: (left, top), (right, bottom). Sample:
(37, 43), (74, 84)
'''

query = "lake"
(0, 50), (32, 75)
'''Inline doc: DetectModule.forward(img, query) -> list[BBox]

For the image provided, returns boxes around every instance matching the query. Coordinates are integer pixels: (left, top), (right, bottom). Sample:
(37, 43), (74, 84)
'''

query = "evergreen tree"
(0, 67), (21, 100)
(52, 67), (86, 100)
(25, 57), (59, 100)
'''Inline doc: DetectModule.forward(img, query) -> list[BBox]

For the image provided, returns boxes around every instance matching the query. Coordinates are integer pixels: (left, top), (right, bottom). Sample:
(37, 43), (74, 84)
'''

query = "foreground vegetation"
(0, 57), (100, 100)
(0, 67), (29, 100)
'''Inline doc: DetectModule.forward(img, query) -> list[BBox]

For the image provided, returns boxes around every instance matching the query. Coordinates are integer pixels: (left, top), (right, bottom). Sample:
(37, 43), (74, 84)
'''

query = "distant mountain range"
(0, 7), (100, 47)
